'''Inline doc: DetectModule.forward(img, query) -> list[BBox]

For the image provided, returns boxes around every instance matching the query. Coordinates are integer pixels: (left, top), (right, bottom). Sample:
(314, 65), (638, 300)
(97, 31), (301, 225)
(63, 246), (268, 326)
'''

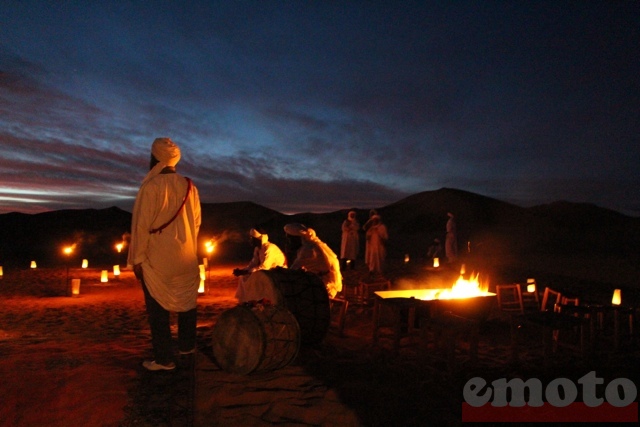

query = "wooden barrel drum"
(242, 268), (331, 344)
(211, 304), (300, 375)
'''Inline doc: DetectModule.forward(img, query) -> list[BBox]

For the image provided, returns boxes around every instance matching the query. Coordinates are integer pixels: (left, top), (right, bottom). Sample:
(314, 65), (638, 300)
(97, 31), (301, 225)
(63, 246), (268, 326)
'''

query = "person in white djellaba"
(128, 137), (201, 371)
(340, 210), (360, 270)
(234, 227), (287, 301)
(363, 210), (388, 276)
(284, 223), (342, 298)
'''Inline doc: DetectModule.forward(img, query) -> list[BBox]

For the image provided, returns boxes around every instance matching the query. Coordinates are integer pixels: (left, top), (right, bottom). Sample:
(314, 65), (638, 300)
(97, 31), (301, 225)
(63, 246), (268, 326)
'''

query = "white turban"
(250, 228), (269, 244)
(141, 137), (181, 185)
(284, 223), (308, 237)
(152, 137), (181, 166)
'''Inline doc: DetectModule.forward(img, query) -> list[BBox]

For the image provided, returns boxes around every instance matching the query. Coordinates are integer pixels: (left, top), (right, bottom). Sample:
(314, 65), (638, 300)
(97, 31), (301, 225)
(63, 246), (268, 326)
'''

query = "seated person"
(284, 223), (342, 298)
(234, 228), (287, 301)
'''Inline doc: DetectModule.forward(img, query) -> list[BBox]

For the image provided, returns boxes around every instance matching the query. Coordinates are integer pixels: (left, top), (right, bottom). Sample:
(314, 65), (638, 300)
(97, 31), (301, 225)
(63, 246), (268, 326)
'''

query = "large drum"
(240, 268), (331, 344)
(211, 304), (300, 375)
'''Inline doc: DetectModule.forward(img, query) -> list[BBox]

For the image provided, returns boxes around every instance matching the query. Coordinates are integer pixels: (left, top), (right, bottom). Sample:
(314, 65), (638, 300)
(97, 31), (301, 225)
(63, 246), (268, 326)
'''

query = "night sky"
(1, 1), (639, 216)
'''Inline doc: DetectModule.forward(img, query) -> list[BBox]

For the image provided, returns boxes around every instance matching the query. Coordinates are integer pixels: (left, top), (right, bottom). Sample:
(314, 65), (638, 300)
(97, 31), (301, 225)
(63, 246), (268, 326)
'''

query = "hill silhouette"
(1, 188), (638, 288)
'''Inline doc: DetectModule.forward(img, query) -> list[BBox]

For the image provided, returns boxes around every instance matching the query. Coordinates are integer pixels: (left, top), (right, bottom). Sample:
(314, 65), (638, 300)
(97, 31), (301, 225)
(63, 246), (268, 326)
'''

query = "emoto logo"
(462, 371), (638, 422)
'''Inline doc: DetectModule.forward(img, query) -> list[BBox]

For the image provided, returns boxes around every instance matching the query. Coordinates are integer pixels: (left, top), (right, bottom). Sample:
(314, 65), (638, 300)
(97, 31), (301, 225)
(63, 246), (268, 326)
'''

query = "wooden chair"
(541, 287), (562, 312)
(358, 278), (391, 305)
(561, 296), (579, 306)
(329, 297), (349, 336)
(521, 282), (540, 313)
(496, 284), (525, 361)
(496, 284), (524, 314)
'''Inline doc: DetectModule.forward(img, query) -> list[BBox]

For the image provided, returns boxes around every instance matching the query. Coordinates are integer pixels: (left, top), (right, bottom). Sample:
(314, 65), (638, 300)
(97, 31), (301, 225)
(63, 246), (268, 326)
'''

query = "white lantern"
(612, 289), (622, 306)
(198, 264), (206, 294)
(101, 270), (109, 283)
(31, 261), (37, 269)
(82, 259), (89, 268)
(71, 279), (81, 296)
(526, 278), (536, 293)
(113, 265), (120, 276)
(433, 257), (440, 268)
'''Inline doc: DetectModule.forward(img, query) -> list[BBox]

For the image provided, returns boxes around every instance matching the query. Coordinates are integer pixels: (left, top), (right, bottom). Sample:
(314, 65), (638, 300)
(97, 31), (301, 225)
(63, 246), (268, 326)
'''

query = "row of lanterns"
(523, 277), (623, 306)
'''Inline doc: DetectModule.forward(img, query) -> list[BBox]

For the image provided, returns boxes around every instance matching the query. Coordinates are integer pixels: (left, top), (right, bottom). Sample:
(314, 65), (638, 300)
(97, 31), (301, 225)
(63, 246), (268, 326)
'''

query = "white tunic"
(365, 222), (388, 273)
(340, 219), (360, 260)
(235, 242), (287, 301)
(128, 173), (201, 312)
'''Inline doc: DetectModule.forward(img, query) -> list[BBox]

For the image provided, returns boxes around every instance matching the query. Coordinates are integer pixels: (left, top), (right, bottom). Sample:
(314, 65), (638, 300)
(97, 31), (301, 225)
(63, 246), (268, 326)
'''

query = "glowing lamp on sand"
(82, 259), (88, 268)
(612, 289), (622, 306)
(526, 278), (536, 293)
(31, 261), (37, 269)
(0, 265), (3, 278)
(113, 265), (120, 276)
(198, 264), (206, 294)
(433, 257), (440, 268)
(101, 270), (109, 283)
(71, 279), (81, 297)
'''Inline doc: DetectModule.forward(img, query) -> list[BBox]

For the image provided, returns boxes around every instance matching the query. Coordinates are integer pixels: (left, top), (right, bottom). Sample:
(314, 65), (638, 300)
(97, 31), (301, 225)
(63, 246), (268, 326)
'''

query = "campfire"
(375, 272), (496, 320)
(376, 272), (494, 301)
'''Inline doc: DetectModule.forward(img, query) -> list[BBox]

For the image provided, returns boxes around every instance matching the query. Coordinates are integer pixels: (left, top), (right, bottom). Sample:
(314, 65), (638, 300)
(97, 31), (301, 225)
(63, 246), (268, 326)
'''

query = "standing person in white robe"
(234, 228), (287, 301)
(363, 210), (388, 276)
(128, 137), (201, 371)
(340, 210), (360, 270)
(284, 223), (342, 298)
(445, 212), (458, 262)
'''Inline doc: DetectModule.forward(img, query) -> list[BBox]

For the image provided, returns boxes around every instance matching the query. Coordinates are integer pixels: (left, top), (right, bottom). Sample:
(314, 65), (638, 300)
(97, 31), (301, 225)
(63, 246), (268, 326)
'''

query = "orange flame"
(433, 272), (489, 299)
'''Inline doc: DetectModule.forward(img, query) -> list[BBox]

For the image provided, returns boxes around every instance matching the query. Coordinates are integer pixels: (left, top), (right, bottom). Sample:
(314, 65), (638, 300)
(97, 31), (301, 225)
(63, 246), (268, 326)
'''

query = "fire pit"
(375, 273), (497, 321)
(373, 289), (496, 321)
(372, 273), (497, 354)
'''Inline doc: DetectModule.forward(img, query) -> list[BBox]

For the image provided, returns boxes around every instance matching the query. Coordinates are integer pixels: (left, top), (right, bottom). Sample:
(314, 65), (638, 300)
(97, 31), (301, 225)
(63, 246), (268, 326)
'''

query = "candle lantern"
(612, 289), (622, 306)
(198, 264), (206, 294)
(526, 278), (536, 293)
(31, 261), (37, 269)
(71, 279), (81, 297)
(82, 259), (89, 268)
(433, 257), (440, 268)
(113, 265), (120, 276)
(101, 270), (109, 283)
(0, 265), (3, 278)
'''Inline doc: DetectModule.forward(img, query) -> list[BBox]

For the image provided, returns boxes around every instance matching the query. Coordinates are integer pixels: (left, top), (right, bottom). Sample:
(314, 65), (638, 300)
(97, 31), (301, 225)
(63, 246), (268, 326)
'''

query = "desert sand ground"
(1, 258), (639, 427)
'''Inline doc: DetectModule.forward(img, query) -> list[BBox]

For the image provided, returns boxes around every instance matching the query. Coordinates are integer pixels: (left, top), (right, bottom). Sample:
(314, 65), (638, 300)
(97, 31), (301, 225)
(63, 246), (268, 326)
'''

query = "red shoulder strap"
(149, 177), (192, 234)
